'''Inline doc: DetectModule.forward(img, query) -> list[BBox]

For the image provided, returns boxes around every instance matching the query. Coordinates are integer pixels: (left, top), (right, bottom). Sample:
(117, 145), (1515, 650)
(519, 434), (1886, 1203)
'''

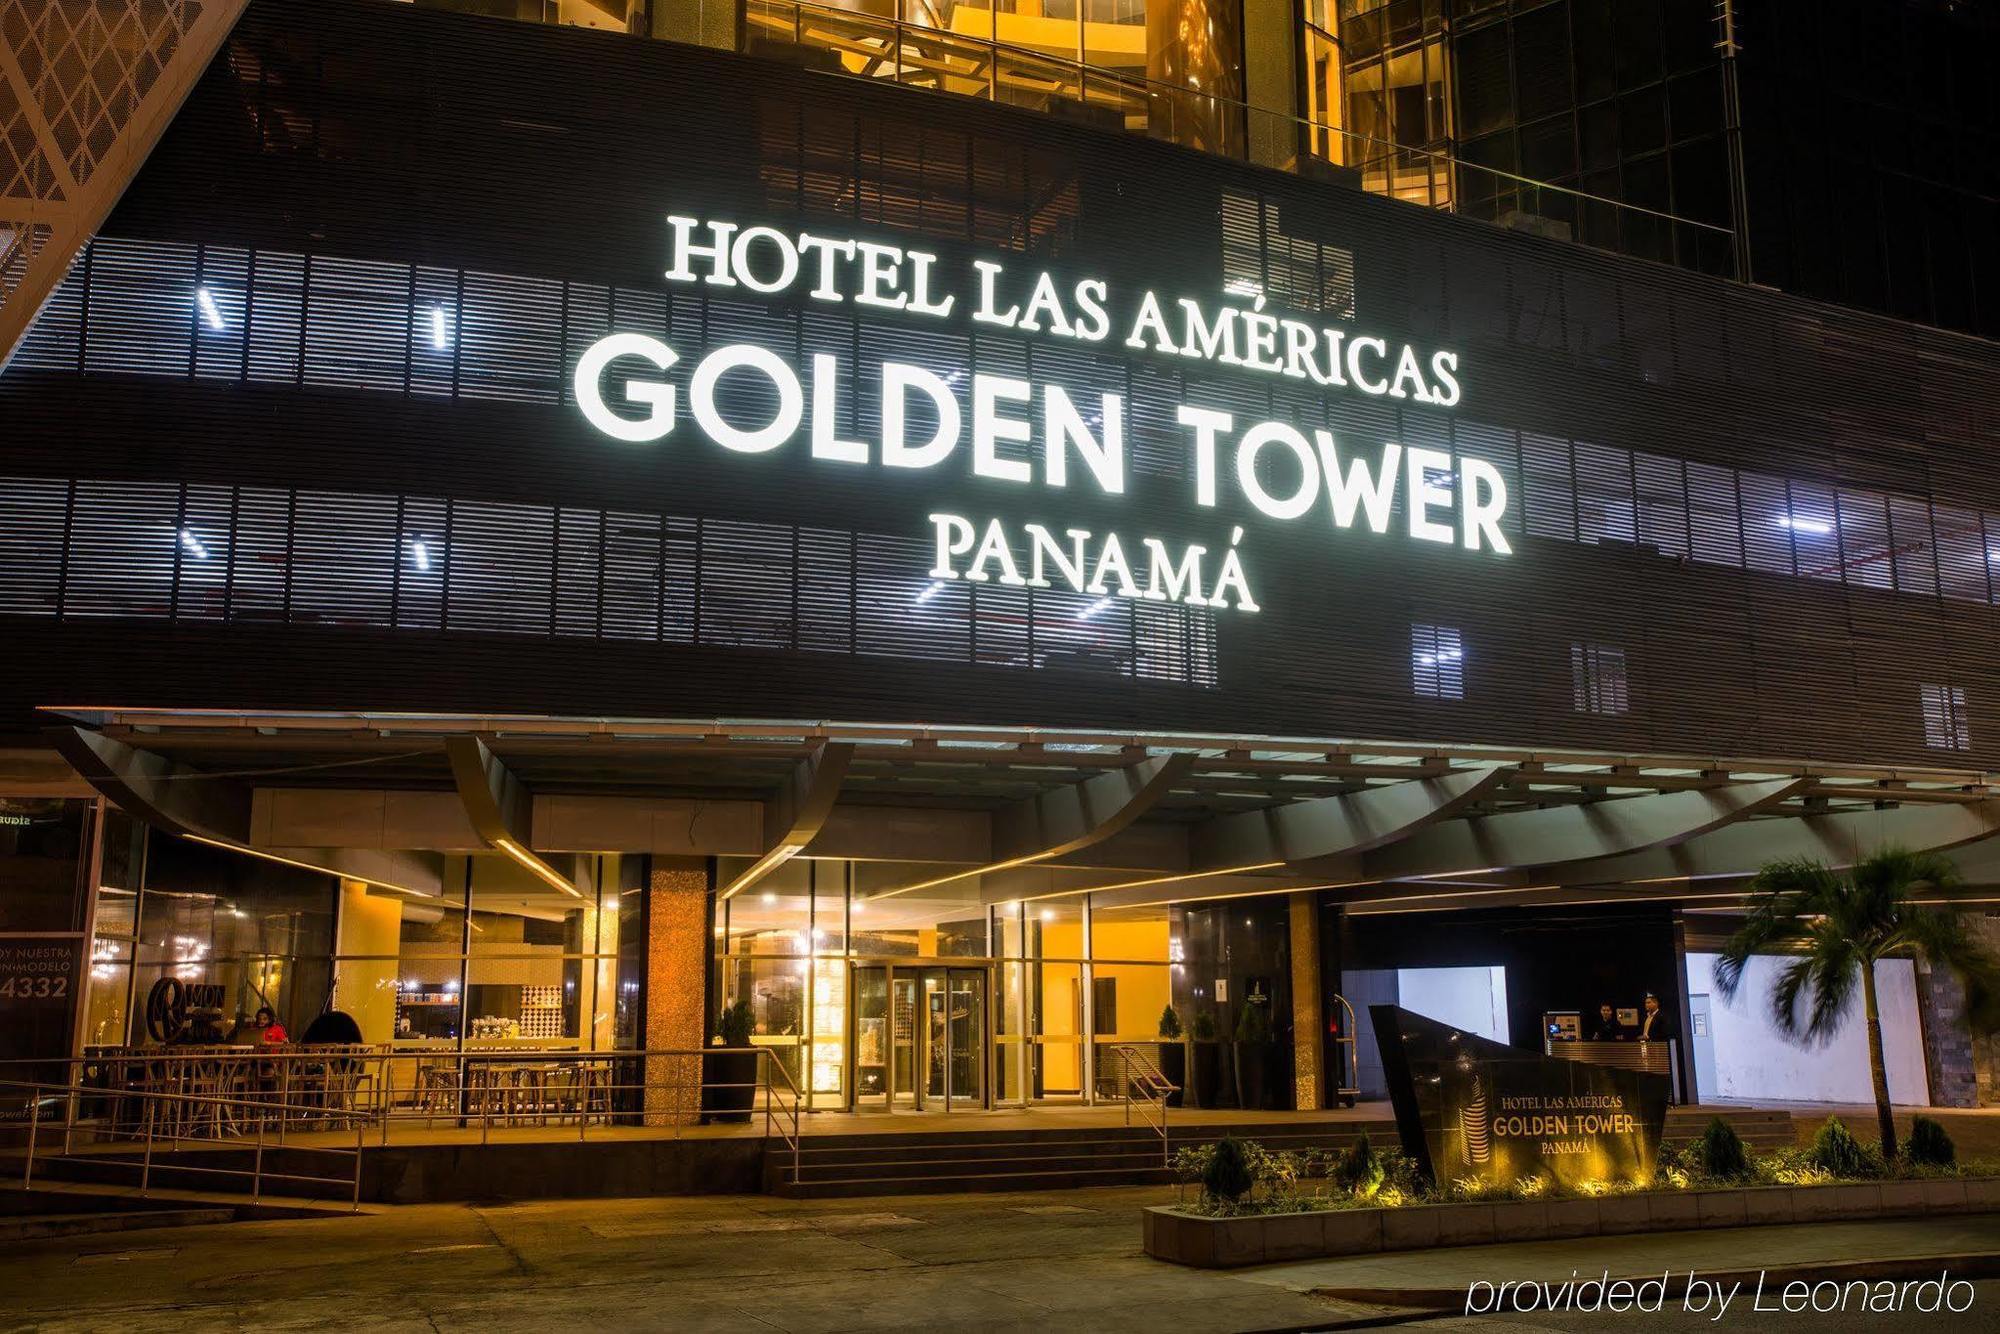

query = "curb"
(1294, 1251), (2000, 1318)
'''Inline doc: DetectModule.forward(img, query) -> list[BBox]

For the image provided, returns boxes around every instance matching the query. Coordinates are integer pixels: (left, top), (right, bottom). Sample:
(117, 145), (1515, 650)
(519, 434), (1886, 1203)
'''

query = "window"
(1921, 684), (1971, 751)
(1570, 641), (1629, 715)
(1411, 623), (1465, 699)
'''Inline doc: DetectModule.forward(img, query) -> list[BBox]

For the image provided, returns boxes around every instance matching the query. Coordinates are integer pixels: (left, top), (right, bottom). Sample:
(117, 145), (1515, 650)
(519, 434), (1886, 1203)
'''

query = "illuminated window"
(1411, 622), (1464, 700)
(1921, 683), (1971, 751)
(1570, 641), (1628, 715)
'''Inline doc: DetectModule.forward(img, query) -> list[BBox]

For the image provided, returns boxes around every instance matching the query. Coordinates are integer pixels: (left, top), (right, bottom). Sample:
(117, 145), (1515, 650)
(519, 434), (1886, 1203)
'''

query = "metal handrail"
(0, 1046), (806, 1173)
(1108, 1043), (1175, 1165)
(1, 1077), (364, 1209)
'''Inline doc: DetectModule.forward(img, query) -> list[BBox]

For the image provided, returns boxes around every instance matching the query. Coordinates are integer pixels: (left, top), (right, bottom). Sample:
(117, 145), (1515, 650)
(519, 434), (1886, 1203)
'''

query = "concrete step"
(0, 1207), (235, 1242)
(771, 1164), (1176, 1198)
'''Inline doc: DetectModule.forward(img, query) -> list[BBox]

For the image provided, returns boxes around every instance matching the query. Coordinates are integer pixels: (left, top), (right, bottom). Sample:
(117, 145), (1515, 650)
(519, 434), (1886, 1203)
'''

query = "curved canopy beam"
(869, 752), (1196, 900)
(1554, 794), (2000, 886)
(51, 726), (441, 897)
(1200, 766), (1516, 873)
(720, 740), (856, 900)
(444, 734), (580, 898)
(1359, 777), (1811, 883)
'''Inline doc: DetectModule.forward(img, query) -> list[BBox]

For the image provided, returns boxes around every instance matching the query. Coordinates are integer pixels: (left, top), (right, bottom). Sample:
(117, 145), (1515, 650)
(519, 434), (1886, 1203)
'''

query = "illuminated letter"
(1281, 320), (1330, 384)
(973, 260), (1020, 327)
(574, 333), (678, 444)
(1405, 446), (1456, 543)
(1017, 271), (1075, 337)
(1320, 329), (1349, 387)
(1141, 538), (1207, 605)
(1124, 291), (1177, 353)
(798, 234), (856, 302)
(928, 513), (976, 577)
(854, 241), (908, 310)
(1430, 350), (1462, 407)
(1389, 344), (1436, 402)
(729, 226), (800, 295)
(1236, 421), (1321, 521)
(1072, 279), (1111, 342)
(1313, 430), (1401, 533)
(1087, 532), (1139, 599)
(972, 375), (1033, 483)
(882, 362), (961, 469)
(1210, 526), (1260, 612)
(665, 215), (737, 287)
(906, 251), (956, 318)
(809, 353), (866, 464)
(1177, 299), (1241, 365)
(689, 344), (801, 454)
(1024, 524), (1089, 591)
(1462, 457), (1512, 554)
(1044, 387), (1125, 494)
(1176, 405), (1233, 507)
(1345, 336), (1389, 394)
(966, 518), (1025, 585)
(1241, 309), (1282, 373)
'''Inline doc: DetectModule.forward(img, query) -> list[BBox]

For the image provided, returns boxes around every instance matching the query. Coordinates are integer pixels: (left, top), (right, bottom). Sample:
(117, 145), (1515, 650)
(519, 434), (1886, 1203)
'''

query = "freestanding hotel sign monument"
(1371, 1006), (1670, 1190)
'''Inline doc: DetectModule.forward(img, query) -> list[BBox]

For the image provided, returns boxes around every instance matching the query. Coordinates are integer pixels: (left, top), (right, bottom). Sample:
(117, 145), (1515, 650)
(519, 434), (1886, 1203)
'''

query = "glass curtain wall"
(331, 854), (634, 1051)
(1303, 0), (1453, 205)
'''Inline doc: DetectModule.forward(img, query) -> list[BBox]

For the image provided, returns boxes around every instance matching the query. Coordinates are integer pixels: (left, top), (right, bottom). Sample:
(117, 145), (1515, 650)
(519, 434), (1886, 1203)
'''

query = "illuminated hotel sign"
(573, 214), (1512, 614)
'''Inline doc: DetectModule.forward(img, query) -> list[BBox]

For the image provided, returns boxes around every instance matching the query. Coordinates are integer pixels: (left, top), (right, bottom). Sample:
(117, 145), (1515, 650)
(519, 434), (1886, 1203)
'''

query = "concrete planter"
(1143, 1176), (1995, 1269)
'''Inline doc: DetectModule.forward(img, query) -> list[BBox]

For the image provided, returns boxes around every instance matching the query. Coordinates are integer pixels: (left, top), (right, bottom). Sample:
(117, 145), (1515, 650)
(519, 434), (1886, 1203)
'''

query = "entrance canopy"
(24, 708), (2000, 912)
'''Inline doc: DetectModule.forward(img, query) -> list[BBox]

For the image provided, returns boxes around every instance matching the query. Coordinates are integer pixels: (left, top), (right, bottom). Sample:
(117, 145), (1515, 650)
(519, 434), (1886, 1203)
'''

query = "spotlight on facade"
(431, 305), (451, 350)
(914, 581), (945, 604)
(411, 538), (432, 571)
(178, 528), (208, 560)
(195, 286), (225, 331)
(1777, 514), (1833, 535)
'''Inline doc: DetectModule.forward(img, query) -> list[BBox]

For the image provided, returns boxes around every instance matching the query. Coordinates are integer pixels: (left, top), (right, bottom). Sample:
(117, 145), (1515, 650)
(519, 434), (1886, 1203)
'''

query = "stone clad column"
(646, 860), (709, 1125)
(1289, 891), (1324, 1111)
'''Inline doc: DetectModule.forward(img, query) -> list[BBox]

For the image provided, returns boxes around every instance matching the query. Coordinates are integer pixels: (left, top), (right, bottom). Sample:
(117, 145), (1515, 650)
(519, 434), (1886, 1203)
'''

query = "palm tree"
(1716, 846), (2000, 1159)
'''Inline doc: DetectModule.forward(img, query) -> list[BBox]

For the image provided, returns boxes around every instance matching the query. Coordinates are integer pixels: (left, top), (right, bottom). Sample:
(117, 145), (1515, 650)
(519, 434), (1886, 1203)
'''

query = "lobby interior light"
(195, 286), (225, 331)
(490, 835), (582, 898)
(1777, 514), (1833, 535)
(430, 305), (451, 350)
(178, 528), (208, 560)
(411, 538), (432, 571)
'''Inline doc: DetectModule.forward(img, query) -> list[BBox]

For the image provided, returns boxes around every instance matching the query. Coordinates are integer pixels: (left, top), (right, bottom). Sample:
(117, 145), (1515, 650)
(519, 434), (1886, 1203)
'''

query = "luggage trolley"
(1329, 993), (1360, 1108)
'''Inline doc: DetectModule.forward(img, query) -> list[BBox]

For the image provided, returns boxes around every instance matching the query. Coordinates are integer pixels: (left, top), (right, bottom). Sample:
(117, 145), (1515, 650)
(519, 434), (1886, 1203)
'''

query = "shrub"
(1694, 1117), (1751, 1180)
(1333, 1134), (1387, 1199)
(1158, 1005), (1183, 1040)
(1202, 1135), (1254, 1204)
(1807, 1117), (1882, 1178)
(1190, 1008), (1218, 1042)
(1906, 1116), (1956, 1168)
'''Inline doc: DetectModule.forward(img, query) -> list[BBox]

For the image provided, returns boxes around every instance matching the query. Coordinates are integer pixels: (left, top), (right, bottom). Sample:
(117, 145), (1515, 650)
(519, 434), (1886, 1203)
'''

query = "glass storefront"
(714, 858), (1291, 1111)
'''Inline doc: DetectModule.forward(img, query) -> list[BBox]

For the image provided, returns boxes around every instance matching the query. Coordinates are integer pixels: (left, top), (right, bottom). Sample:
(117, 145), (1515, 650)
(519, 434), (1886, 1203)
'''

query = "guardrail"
(1, 1045), (805, 1192)
(1109, 1043), (1176, 1166)
(3, 1077), (364, 1208)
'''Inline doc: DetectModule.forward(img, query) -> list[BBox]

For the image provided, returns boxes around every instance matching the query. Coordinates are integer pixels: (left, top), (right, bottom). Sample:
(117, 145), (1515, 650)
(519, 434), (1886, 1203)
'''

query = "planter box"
(1143, 1176), (2000, 1269)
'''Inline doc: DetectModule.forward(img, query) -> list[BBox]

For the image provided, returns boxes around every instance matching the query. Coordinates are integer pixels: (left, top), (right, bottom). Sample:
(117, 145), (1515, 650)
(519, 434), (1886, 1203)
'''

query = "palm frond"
(1717, 858), (1837, 1001)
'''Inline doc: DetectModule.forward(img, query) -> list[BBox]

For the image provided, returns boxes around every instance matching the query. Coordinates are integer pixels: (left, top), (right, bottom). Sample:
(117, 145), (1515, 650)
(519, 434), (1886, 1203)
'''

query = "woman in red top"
(254, 1006), (288, 1045)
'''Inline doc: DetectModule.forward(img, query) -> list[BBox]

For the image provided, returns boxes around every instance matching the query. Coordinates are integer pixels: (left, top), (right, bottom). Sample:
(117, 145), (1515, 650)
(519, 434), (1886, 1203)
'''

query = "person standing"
(1636, 992), (1675, 1042)
(1589, 1002), (1626, 1041)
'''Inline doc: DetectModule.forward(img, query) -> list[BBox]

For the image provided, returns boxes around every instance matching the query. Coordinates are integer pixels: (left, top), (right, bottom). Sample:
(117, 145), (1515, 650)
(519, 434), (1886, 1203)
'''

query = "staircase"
(765, 1106), (1795, 1198)
(765, 1118), (1399, 1198)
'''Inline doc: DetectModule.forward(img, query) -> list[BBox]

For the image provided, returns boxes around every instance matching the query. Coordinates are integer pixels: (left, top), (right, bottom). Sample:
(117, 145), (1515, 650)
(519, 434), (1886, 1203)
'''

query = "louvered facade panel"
(0, 0), (1994, 774)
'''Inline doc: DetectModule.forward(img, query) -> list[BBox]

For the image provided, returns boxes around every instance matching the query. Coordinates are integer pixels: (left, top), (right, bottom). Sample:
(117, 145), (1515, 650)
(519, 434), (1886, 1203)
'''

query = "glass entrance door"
(850, 964), (987, 1111)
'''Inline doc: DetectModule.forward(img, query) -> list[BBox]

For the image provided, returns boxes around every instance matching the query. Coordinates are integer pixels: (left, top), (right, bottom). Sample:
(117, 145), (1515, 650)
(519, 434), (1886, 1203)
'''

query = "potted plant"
(700, 998), (759, 1124)
(1188, 1007), (1220, 1109)
(1157, 1004), (1186, 1107)
(1233, 1000), (1273, 1111)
